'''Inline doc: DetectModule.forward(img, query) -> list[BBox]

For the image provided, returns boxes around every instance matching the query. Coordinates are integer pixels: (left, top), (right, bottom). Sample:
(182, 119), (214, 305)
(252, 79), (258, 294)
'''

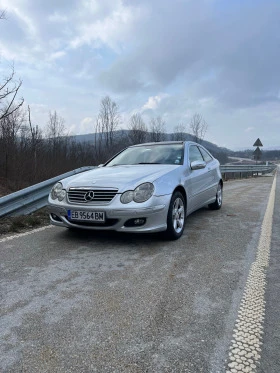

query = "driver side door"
(186, 145), (212, 213)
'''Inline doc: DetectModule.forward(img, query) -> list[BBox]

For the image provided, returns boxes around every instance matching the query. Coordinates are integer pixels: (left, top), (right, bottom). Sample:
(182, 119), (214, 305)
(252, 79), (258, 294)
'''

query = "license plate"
(68, 210), (105, 222)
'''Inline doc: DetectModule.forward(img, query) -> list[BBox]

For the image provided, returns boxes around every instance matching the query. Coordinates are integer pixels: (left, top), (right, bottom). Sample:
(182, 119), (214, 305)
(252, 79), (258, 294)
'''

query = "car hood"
(61, 165), (180, 192)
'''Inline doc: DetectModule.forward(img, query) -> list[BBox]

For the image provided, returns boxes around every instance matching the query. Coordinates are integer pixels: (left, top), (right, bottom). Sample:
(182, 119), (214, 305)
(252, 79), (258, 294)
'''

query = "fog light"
(134, 218), (145, 225)
(51, 213), (62, 222)
(124, 218), (146, 227)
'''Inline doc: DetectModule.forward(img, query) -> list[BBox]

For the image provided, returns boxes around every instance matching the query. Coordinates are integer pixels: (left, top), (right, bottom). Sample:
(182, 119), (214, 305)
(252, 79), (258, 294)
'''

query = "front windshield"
(105, 144), (184, 166)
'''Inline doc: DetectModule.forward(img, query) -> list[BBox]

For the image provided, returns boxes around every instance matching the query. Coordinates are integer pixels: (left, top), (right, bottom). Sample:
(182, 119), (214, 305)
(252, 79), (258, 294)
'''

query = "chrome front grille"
(68, 188), (118, 204)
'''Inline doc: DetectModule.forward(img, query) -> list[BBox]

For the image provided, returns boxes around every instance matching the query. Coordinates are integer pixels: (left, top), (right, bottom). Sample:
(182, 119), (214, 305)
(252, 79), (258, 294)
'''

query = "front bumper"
(48, 194), (171, 233)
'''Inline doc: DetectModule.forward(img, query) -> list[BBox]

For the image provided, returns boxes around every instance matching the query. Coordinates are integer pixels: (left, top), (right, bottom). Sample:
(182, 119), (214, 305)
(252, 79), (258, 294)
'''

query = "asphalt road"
(0, 174), (279, 373)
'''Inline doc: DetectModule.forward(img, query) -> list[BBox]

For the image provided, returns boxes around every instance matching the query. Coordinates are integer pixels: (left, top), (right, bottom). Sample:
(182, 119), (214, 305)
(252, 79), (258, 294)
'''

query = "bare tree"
(189, 113), (208, 143)
(149, 116), (166, 142)
(0, 106), (26, 185)
(0, 12), (24, 121)
(28, 106), (40, 143)
(172, 123), (187, 141)
(127, 113), (148, 144)
(94, 96), (120, 162)
(0, 104), (25, 140)
(46, 110), (66, 145)
(96, 96), (120, 146)
(27, 105), (43, 181)
(44, 110), (69, 175)
(0, 67), (24, 121)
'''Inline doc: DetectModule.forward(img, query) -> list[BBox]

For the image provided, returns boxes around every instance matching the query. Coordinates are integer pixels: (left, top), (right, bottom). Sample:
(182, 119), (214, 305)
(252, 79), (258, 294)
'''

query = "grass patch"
(10, 217), (27, 232)
(25, 215), (41, 227)
(0, 208), (50, 235)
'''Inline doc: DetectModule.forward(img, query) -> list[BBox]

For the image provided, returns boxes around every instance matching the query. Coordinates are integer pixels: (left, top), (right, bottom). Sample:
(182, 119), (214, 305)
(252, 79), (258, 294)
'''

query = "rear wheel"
(165, 191), (186, 240)
(209, 182), (223, 210)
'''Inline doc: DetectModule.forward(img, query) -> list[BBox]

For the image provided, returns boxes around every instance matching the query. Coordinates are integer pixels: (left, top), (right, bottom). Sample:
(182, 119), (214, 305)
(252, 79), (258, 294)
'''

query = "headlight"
(120, 183), (154, 204)
(51, 182), (66, 201)
(133, 183), (154, 203)
(120, 190), (134, 204)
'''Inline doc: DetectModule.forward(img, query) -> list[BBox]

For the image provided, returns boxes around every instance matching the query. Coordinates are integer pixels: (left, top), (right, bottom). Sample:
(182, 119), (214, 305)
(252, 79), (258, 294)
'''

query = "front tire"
(209, 182), (223, 210)
(165, 191), (186, 240)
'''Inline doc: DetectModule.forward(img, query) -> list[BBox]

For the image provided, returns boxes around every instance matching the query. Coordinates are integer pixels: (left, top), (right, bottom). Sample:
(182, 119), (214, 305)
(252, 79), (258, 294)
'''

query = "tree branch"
(0, 68), (15, 93)
(0, 10), (6, 20)
(0, 80), (24, 120)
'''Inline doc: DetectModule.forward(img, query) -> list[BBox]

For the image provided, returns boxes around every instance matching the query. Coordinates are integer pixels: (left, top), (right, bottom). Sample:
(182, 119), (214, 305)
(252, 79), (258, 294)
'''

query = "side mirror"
(190, 160), (206, 170)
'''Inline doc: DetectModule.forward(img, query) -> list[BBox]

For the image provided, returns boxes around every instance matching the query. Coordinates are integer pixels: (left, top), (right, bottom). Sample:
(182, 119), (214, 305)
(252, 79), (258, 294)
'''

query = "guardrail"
(220, 164), (277, 180)
(0, 167), (94, 218)
(0, 164), (277, 218)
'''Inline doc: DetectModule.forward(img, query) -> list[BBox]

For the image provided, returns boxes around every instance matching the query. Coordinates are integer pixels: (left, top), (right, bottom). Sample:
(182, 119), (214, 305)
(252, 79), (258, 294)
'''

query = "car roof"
(130, 141), (199, 147)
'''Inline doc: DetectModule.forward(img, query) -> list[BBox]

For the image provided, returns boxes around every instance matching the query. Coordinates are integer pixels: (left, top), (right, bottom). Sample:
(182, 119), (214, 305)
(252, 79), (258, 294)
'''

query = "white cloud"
(81, 117), (94, 125)
(198, 97), (217, 108)
(48, 12), (68, 23)
(69, 2), (142, 52)
(142, 94), (169, 111)
(78, 117), (94, 133)
(245, 127), (255, 133)
(1, 0), (37, 37)
(48, 50), (66, 61)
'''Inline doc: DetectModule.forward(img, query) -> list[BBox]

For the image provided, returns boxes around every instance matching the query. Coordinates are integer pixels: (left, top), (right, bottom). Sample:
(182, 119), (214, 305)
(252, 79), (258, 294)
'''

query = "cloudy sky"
(0, 0), (279, 149)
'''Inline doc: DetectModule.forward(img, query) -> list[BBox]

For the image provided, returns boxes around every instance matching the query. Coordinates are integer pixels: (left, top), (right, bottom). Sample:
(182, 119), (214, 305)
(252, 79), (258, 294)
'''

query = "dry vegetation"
(0, 208), (49, 236)
(0, 181), (49, 236)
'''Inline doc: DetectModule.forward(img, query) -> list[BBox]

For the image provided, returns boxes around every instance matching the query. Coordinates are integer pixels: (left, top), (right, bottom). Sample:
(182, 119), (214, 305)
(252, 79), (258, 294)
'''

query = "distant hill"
(71, 130), (231, 153)
(71, 133), (97, 143)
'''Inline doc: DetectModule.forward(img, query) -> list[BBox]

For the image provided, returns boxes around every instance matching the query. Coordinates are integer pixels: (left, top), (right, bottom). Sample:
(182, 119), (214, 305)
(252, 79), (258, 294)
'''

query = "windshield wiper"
(136, 162), (162, 164)
(110, 162), (162, 166)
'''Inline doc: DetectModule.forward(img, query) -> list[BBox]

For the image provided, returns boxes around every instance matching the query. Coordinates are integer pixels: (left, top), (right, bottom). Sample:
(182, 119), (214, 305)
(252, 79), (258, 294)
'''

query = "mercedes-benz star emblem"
(85, 191), (95, 201)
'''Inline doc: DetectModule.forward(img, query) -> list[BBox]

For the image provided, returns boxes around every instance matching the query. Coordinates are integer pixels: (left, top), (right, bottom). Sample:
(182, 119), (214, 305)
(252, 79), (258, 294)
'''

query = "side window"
(189, 145), (204, 163)
(199, 147), (213, 163)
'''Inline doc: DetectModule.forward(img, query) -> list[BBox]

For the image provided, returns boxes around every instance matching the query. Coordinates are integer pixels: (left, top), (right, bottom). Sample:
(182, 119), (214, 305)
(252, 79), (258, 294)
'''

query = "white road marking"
(226, 174), (277, 373)
(0, 225), (54, 243)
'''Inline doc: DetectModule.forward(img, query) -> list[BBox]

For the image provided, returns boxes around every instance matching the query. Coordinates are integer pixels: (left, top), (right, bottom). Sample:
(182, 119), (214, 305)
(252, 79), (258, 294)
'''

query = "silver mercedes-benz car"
(48, 141), (223, 239)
